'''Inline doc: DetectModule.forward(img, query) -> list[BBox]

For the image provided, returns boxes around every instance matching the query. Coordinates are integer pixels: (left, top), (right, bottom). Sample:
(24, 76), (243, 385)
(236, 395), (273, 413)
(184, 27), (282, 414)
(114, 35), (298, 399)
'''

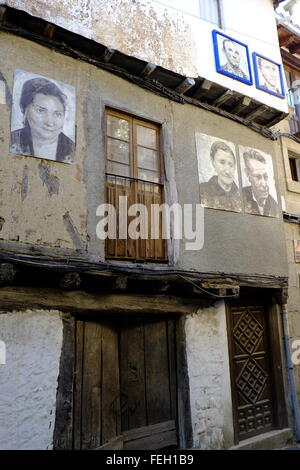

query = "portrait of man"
(253, 53), (284, 97)
(10, 70), (76, 163)
(222, 38), (248, 80)
(196, 133), (242, 212)
(241, 147), (278, 217)
(213, 30), (252, 84)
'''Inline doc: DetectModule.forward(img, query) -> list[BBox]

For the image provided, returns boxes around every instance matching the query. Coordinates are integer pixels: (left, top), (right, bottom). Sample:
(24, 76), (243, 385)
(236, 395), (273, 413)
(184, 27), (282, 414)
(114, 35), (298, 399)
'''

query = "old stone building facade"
(0, 0), (298, 450)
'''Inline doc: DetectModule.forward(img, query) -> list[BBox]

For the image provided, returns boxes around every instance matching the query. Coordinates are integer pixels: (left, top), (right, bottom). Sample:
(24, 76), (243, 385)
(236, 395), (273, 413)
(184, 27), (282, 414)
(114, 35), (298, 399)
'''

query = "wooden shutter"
(105, 109), (166, 261)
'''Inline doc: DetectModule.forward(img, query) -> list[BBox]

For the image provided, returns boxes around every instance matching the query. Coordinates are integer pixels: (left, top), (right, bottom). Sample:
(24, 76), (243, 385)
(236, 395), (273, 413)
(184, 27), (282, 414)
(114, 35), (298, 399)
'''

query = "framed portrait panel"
(252, 53), (285, 98)
(212, 30), (253, 85)
(10, 69), (76, 164)
(196, 132), (242, 213)
(239, 145), (278, 218)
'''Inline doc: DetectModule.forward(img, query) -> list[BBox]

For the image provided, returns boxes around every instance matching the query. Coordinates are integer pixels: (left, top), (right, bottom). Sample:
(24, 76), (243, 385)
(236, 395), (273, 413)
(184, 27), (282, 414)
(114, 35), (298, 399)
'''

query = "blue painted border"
(212, 30), (253, 85)
(252, 52), (285, 99)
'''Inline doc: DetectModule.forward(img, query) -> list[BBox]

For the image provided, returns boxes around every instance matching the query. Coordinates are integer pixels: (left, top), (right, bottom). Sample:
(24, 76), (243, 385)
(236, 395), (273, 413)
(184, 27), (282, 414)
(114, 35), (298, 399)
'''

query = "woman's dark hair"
(19, 77), (67, 114)
(210, 140), (236, 164)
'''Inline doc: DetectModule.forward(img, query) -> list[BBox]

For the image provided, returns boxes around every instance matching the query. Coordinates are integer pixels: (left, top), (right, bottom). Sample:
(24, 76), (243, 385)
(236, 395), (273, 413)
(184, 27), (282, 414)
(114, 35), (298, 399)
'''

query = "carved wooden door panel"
(72, 317), (178, 450)
(228, 303), (275, 441)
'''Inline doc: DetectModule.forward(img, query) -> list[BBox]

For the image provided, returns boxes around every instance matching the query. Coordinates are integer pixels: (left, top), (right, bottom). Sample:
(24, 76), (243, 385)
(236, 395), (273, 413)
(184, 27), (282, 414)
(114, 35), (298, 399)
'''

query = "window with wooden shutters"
(105, 109), (166, 261)
(199, 0), (223, 27)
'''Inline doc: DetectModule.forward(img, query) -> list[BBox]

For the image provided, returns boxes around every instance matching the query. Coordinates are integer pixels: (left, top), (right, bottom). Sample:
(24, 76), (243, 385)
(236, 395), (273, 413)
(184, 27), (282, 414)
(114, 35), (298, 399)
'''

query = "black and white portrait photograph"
(196, 133), (242, 212)
(240, 146), (278, 217)
(212, 30), (252, 85)
(10, 69), (76, 163)
(253, 53), (285, 98)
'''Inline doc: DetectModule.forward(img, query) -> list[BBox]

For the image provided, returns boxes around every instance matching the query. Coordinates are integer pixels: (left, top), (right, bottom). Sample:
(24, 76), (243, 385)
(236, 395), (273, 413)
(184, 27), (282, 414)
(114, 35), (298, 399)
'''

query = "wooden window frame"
(105, 108), (167, 262)
(105, 108), (163, 183)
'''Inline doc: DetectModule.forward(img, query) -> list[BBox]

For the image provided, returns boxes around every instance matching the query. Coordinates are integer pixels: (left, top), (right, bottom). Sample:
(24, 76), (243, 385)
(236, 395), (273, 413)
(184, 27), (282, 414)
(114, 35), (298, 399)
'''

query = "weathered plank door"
(228, 302), (275, 442)
(73, 317), (178, 450)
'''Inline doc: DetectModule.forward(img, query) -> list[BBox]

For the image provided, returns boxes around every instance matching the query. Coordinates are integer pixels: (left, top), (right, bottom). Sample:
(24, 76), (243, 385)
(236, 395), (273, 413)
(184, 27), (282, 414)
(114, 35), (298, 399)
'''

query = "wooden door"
(72, 317), (178, 450)
(228, 302), (276, 442)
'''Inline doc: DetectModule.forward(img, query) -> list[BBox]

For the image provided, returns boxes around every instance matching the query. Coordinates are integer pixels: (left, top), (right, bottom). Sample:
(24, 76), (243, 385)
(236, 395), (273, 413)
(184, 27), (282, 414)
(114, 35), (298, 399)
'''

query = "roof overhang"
(278, 22), (300, 53)
(0, 5), (289, 130)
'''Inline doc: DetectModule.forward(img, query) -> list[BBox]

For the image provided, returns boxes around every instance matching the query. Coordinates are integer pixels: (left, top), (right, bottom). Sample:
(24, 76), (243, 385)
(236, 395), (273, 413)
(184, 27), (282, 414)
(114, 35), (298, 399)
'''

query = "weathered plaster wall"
(0, 31), (288, 276)
(173, 101), (288, 277)
(274, 135), (300, 407)
(0, 309), (63, 450)
(185, 301), (234, 449)
(1, 0), (288, 113)
(283, 222), (300, 408)
(0, 33), (87, 253)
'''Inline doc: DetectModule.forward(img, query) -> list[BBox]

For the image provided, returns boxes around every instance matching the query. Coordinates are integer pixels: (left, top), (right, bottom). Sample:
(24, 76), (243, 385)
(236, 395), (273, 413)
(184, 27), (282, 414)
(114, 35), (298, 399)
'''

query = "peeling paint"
(63, 212), (85, 251)
(21, 166), (29, 201)
(0, 217), (5, 231)
(92, 0), (198, 76)
(38, 162), (60, 197)
(3, 0), (198, 77)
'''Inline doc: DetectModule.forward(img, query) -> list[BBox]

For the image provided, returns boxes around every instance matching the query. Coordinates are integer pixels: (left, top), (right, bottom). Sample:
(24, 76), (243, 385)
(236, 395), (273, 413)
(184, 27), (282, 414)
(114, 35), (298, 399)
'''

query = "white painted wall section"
(0, 0), (288, 113)
(185, 301), (234, 449)
(0, 310), (63, 450)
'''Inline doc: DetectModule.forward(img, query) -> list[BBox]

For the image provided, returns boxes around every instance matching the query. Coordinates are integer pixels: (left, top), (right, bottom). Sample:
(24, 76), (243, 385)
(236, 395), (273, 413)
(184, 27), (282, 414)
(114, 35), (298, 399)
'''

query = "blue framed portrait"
(212, 30), (253, 85)
(252, 52), (285, 99)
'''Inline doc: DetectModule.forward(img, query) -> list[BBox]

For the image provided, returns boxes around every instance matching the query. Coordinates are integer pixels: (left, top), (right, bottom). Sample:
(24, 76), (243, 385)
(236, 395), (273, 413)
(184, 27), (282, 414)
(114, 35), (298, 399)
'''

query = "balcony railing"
(105, 174), (166, 261)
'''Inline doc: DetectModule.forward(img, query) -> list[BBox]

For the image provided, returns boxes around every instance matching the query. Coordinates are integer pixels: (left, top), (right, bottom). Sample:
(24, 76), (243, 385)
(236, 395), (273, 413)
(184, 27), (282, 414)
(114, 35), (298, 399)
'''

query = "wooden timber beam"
(212, 89), (234, 107)
(265, 111), (288, 128)
(200, 79), (213, 90)
(175, 77), (195, 95)
(0, 6), (6, 22)
(101, 48), (115, 63)
(140, 62), (156, 78)
(230, 96), (251, 115)
(0, 287), (201, 315)
(244, 104), (268, 121)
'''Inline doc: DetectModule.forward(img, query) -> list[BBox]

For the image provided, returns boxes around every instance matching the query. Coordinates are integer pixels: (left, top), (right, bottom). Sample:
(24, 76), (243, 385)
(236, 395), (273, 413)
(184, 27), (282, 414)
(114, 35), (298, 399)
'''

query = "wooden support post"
(0, 6), (6, 23)
(274, 287), (288, 305)
(212, 89), (234, 107)
(201, 79), (213, 90)
(101, 48), (115, 63)
(59, 272), (81, 290)
(43, 23), (56, 39)
(140, 63), (156, 78)
(244, 104), (268, 121)
(109, 275), (128, 292)
(230, 96), (251, 115)
(175, 78), (195, 95)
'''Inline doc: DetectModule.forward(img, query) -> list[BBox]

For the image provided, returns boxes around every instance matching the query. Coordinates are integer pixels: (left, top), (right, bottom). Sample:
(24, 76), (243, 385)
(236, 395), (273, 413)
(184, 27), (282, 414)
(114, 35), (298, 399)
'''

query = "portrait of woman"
(10, 70), (76, 163)
(196, 132), (242, 213)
